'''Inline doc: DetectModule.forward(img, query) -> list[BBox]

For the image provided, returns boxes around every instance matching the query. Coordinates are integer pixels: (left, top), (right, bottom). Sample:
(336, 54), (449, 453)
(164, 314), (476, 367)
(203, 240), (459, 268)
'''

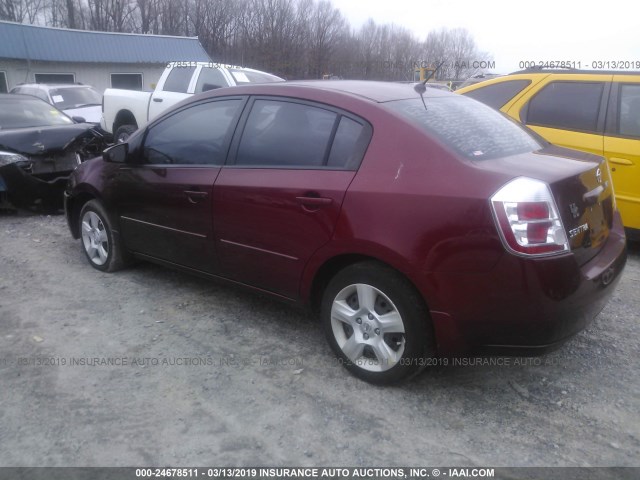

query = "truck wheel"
(115, 124), (137, 143)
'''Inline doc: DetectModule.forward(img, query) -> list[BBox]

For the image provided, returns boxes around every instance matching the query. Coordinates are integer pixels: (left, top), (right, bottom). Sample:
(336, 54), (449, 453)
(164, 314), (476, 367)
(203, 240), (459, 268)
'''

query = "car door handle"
(296, 195), (332, 212)
(184, 190), (208, 204)
(609, 157), (633, 166)
(153, 97), (163, 103)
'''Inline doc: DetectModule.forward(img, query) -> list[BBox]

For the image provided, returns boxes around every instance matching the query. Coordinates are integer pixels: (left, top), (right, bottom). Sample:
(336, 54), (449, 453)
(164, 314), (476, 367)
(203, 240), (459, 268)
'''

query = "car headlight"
(0, 151), (29, 166)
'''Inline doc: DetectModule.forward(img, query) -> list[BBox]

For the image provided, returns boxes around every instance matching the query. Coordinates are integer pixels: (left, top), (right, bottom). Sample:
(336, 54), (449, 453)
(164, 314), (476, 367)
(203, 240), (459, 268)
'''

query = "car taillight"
(491, 177), (569, 256)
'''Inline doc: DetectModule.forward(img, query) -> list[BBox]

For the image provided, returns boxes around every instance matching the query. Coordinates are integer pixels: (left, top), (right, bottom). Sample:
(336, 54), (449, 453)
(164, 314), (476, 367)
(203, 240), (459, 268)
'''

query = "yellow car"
(457, 69), (640, 237)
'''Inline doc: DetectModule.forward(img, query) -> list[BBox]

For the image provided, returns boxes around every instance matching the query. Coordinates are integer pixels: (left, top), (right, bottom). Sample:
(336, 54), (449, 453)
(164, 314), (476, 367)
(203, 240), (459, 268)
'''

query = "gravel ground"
(0, 212), (639, 468)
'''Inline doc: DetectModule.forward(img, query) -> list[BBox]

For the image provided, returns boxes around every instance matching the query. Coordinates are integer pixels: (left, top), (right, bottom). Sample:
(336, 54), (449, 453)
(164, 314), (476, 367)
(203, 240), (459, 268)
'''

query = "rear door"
(148, 66), (197, 121)
(114, 97), (245, 272)
(507, 75), (612, 157)
(213, 97), (372, 298)
(604, 77), (640, 231)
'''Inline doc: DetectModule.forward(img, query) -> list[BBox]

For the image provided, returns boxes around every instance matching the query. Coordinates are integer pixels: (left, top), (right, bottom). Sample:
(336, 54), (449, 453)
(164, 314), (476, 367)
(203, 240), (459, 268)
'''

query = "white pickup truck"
(101, 62), (284, 142)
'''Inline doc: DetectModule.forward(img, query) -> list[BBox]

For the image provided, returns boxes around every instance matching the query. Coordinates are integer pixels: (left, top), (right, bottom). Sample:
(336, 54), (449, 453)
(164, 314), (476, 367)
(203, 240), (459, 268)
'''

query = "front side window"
(462, 80), (531, 110)
(162, 67), (196, 93)
(618, 84), (640, 138)
(0, 72), (7, 93)
(142, 100), (241, 165)
(526, 81), (604, 133)
(387, 96), (541, 161)
(236, 100), (337, 167)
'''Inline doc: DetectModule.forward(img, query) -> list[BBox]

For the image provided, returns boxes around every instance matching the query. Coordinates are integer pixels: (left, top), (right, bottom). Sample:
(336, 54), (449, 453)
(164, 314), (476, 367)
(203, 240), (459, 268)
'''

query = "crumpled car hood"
(0, 124), (97, 156)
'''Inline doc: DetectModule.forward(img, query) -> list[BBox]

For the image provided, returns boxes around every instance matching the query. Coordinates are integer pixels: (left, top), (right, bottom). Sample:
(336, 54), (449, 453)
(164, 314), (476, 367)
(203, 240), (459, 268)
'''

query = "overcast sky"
(329, 0), (639, 73)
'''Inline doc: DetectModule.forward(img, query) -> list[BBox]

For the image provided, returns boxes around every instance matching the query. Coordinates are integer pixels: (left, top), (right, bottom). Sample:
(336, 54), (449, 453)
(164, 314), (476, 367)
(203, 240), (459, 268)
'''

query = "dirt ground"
(1, 212), (639, 468)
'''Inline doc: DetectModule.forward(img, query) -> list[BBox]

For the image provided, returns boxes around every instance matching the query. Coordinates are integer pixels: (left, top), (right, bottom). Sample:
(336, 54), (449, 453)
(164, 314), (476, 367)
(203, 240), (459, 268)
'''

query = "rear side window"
(229, 69), (283, 85)
(195, 67), (228, 93)
(387, 97), (541, 161)
(327, 116), (369, 169)
(462, 80), (531, 109)
(162, 67), (196, 93)
(618, 84), (640, 138)
(526, 81), (604, 133)
(236, 100), (336, 167)
(143, 99), (241, 165)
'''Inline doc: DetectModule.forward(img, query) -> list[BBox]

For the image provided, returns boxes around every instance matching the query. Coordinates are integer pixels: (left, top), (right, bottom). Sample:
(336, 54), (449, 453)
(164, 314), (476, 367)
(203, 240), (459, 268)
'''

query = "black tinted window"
(143, 100), (241, 165)
(387, 97), (541, 160)
(527, 81), (604, 132)
(162, 67), (196, 93)
(195, 67), (228, 93)
(236, 100), (336, 167)
(463, 80), (531, 109)
(618, 84), (640, 138)
(327, 116), (369, 169)
(111, 73), (143, 90)
(0, 72), (8, 93)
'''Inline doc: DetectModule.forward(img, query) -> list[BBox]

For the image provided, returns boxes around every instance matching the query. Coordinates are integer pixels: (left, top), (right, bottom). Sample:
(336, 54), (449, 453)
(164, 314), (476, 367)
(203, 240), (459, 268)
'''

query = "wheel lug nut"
(375, 328), (380, 335)
(368, 313), (374, 320)
(356, 318), (362, 324)
(363, 333), (369, 340)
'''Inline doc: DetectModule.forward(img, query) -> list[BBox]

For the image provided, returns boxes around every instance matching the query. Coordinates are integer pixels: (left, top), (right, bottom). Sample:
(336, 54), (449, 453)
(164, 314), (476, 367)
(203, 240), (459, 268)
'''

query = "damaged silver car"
(0, 94), (106, 211)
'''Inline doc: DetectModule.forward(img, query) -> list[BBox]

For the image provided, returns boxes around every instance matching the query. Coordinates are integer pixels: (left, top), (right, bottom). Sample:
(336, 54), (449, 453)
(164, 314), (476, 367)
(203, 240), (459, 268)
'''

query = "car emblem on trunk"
(596, 168), (602, 184)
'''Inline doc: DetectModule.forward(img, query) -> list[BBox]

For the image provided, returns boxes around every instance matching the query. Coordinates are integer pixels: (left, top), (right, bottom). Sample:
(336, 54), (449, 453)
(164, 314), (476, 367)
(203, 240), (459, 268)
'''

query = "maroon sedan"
(64, 81), (627, 384)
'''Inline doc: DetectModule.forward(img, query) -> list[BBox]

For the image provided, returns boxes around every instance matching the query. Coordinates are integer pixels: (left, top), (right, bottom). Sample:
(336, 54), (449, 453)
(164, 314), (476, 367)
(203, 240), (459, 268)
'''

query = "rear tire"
(321, 261), (435, 384)
(79, 200), (129, 272)
(114, 124), (136, 143)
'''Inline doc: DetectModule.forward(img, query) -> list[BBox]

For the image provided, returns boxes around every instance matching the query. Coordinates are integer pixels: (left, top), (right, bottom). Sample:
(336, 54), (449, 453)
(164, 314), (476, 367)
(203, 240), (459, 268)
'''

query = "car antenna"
(413, 60), (445, 110)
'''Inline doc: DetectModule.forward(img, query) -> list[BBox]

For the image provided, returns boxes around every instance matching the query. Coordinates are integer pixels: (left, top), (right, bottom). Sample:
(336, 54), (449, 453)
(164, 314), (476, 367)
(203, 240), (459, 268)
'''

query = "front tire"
(321, 261), (435, 384)
(79, 200), (128, 272)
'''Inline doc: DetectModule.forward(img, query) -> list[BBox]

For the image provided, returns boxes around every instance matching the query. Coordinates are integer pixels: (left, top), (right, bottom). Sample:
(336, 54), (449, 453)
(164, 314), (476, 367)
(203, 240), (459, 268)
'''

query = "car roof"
(13, 83), (93, 90)
(205, 80), (454, 103)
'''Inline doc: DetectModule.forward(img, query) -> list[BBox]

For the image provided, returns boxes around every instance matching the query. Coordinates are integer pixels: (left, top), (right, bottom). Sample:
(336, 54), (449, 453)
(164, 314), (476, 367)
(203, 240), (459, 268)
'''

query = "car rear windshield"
(49, 87), (101, 110)
(387, 96), (541, 160)
(0, 96), (74, 129)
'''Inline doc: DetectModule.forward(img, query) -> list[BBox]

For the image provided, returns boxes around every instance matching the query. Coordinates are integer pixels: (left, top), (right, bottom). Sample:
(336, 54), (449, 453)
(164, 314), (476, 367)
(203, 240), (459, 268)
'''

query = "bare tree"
(9, 0), (493, 83)
(1, 0), (44, 23)
(307, 0), (345, 78)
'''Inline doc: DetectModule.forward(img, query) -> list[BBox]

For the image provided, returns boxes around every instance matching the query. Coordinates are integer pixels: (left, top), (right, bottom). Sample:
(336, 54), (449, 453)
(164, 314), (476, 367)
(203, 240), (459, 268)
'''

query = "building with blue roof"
(0, 21), (211, 93)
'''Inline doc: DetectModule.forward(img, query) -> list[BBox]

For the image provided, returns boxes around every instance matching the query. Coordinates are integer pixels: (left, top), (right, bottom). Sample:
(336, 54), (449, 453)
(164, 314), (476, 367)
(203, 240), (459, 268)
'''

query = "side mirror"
(72, 116), (87, 123)
(103, 143), (128, 163)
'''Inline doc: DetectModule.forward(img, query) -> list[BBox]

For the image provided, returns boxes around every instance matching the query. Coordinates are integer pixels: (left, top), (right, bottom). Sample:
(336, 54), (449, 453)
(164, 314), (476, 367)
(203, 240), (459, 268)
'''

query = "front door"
(114, 98), (245, 272)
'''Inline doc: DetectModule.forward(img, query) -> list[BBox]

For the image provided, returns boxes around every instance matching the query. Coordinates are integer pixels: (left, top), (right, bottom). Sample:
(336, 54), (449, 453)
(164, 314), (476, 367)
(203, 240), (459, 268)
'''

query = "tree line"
(1, 0), (493, 82)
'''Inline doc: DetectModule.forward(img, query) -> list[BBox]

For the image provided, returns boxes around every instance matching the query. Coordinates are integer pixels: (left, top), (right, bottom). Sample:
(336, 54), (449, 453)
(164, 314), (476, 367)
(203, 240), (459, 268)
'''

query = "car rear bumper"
(430, 211), (628, 356)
